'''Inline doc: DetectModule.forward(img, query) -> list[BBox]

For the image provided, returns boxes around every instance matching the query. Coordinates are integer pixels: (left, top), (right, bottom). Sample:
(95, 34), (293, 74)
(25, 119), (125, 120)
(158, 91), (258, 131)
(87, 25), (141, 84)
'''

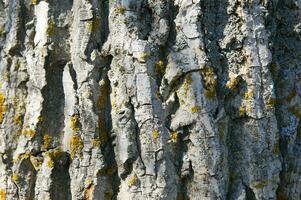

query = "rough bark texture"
(0, 0), (300, 199)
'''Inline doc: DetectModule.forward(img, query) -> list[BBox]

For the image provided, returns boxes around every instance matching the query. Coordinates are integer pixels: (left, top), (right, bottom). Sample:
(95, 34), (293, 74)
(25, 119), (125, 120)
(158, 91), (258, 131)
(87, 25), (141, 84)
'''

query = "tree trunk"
(0, 0), (300, 199)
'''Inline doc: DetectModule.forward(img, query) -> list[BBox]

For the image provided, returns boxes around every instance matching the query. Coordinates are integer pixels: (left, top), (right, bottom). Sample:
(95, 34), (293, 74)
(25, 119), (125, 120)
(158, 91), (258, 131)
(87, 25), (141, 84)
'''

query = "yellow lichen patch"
(266, 97), (276, 109)
(111, 100), (117, 111)
(152, 130), (159, 140)
(70, 115), (80, 132)
(22, 152), (31, 159)
(13, 152), (31, 164)
(47, 158), (54, 168)
(239, 106), (246, 117)
(200, 67), (217, 99)
(244, 90), (254, 100)
(252, 180), (268, 189)
(30, 157), (43, 170)
(183, 75), (193, 95)
(53, 148), (63, 158)
(69, 135), (84, 159)
(0, 188), (6, 200)
(246, 104), (252, 113)
(139, 52), (150, 62)
(84, 179), (93, 188)
(116, 5), (126, 14)
(38, 116), (44, 124)
(190, 106), (200, 113)
(42, 134), (52, 149)
(12, 173), (19, 182)
(87, 20), (101, 33)
(31, 0), (38, 5)
(14, 115), (22, 125)
(92, 138), (102, 148)
(204, 89), (216, 99)
(155, 60), (166, 74)
(226, 77), (239, 90)
(156, 90), (162, 99)
(21, 129), (36, 138)
(0, 93), (6, 124)
(127, 174), (138, 187)
(47, 16), (55, 36)
(170, 132), (178, 143)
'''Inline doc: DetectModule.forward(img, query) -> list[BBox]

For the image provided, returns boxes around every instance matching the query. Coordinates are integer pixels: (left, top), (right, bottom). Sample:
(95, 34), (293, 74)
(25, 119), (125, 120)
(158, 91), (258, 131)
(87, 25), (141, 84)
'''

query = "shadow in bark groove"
(50, 152), (72, 200)
(40, 60), (66, 141)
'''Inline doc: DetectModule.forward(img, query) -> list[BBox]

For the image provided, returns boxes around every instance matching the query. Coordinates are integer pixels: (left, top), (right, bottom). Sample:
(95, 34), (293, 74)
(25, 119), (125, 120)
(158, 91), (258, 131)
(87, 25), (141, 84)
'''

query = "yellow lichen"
(47, 16), (55, 36)
(13, 152), (31, 163)
(111, 100), (117, 111)
(38, 116), (44, 124)
(200, 66), (217, 99)
(204, 89), (216, 98)
(21, 129), (36, 138)
(12, 173), (19, 182)
(47, 158), (54, 168)
(92, 138), (102, 148)
(53, 148), (63, 158)
(156, 90), (162, 99)
(87, 20), (101, 33)
(226, 77), (239, 90)
(69, 135), (84, 159)
(0, 188), (6, 200)
(0, 93), (6, 124)
(31, 0), (38, 5)
(244, 90), (254, 100)
(70, 115), (80, 132)
(183, 75), (193, 95)
(140, 52), (150, 62)
(14, 115), (22, 125)
(266, 97), (276, 109)
(127, 174), (138, 187)
(239, 106), (246, 117)
(155, 60), (166, 74)
(170, 132), (178, 143)
(30, 157), (43, 170)
(42, 134), (52, 149)
(152, 130), (159, 140)
(246, 104), (252, 113)
(252, 180), (268, 189)
(116, 6), (126, 14)
(191, 106), (200, 113)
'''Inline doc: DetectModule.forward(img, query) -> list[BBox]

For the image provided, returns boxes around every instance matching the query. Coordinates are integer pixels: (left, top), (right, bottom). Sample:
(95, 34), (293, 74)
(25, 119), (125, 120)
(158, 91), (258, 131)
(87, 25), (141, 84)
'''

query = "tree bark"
(0, 0), (300, 199)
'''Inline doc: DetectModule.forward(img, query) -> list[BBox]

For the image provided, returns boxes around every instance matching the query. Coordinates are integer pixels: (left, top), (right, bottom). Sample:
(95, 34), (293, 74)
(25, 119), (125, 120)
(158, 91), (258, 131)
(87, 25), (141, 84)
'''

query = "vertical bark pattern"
(0, 0), (300, 199)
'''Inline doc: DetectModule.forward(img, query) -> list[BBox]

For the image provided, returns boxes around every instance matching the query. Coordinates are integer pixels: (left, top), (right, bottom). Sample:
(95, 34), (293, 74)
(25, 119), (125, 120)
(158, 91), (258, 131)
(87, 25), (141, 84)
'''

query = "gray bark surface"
(0, 0), (300, 199)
